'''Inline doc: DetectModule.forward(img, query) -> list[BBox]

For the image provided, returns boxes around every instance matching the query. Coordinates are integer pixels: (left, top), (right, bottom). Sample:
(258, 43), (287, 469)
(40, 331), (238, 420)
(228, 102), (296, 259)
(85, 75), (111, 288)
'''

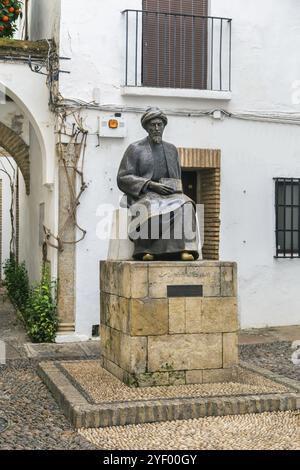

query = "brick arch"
(0, 121), (30, 194)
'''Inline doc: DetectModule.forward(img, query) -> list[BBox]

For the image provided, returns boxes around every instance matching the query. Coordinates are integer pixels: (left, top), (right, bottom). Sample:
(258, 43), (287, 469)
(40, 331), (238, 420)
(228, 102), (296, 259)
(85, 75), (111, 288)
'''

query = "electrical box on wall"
(99, 113), (127, 138)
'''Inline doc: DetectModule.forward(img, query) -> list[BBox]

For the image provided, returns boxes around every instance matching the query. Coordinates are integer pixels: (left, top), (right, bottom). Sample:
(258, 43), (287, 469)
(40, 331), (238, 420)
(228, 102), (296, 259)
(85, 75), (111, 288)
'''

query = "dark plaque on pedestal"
(167, 285), (203, 298)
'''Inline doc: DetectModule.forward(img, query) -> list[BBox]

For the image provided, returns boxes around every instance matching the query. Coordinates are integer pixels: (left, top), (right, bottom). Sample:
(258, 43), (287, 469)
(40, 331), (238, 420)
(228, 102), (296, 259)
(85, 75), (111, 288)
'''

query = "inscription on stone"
(167, 285), (203, 298)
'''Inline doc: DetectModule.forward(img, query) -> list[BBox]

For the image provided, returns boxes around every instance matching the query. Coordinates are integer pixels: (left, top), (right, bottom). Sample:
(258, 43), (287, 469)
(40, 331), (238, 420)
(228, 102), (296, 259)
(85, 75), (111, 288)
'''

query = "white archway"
(0, 122), (30, 194)
(0, 63), (55, 186)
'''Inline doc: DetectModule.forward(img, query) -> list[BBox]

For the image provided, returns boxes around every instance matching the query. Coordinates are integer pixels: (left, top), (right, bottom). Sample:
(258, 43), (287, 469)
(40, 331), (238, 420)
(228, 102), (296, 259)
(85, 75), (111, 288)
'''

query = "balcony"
(122, 9), (232, 98)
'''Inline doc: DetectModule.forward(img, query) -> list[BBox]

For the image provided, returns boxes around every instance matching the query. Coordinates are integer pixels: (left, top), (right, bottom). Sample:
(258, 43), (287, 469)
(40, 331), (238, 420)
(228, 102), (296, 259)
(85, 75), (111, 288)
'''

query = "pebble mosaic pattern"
(79, 411), (300, 450)
(1, 360), (298, 450)
(240, 342), (300, 381)
(0, 361), (95, 450)
(61, 360), (290, 404)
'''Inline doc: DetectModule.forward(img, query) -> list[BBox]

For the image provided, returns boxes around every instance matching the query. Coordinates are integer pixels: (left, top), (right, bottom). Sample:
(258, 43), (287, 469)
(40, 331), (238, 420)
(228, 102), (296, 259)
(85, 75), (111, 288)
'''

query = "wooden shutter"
(142, 0), (208, 89)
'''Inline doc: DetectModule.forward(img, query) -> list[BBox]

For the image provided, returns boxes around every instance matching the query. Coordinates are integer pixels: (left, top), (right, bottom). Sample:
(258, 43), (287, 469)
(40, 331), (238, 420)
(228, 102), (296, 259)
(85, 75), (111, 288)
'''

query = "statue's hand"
(148, 181), (174, 195)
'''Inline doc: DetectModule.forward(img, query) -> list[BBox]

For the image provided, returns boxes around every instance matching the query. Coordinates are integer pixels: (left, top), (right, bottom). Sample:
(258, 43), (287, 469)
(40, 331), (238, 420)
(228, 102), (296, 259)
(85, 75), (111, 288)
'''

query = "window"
(123, 2), (232, 91)
(275, 178), (300, 258)
(142, 0), (208, 88)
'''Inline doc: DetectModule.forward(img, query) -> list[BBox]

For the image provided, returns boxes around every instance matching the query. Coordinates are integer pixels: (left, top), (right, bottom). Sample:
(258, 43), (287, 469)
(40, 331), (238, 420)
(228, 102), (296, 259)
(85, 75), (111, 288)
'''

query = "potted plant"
(0, 1), (22, 38)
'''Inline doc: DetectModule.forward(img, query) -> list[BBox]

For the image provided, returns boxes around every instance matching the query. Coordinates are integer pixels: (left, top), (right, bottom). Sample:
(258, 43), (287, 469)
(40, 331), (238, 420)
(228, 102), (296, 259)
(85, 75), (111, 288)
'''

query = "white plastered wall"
(28, 0), (61, 42)
(0, 63), (57, 283)
(18, 124), (57, 283)
(36, 0), (300, 333)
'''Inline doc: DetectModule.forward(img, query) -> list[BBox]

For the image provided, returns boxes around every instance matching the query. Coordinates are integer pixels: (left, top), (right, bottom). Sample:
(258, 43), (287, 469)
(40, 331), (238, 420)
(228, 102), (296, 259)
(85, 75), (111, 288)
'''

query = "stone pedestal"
(100, 261), (238, 387)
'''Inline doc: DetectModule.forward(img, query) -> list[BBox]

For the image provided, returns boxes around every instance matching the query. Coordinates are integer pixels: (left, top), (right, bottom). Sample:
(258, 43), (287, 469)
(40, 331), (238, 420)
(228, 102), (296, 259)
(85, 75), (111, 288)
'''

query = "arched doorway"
(0, 122), (30, 195)
(0, 91), (55, 285)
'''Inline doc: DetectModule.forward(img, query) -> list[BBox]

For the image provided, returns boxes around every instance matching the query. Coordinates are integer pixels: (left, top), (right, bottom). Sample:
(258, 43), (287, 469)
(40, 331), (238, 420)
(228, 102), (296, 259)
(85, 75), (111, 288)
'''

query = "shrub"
(25, 266), (58, 343)
(3, 256), (58, 343)
(0, 1), (22, 38)
(3, 253), (29, 313)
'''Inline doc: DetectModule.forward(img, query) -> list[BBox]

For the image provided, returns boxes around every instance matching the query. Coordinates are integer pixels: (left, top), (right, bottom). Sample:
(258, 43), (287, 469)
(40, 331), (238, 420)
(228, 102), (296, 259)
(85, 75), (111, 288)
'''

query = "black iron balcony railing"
(123, 9), (232, 91)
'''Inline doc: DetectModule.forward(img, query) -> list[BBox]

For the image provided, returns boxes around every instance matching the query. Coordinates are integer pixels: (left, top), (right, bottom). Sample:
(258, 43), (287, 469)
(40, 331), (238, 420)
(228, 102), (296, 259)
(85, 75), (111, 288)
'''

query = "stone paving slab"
(24, 341), (100, 360)
(37, 360), (300, 429)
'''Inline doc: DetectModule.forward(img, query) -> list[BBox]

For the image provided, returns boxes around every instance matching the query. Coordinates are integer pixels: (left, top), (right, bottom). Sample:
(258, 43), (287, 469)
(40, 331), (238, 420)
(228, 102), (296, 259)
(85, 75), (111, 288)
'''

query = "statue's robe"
(117, 137), (200, 259)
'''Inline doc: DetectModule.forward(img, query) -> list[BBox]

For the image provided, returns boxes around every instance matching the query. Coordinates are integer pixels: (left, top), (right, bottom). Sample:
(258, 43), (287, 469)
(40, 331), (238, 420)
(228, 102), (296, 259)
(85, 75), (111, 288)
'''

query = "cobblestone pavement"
(79, 341), (300, 450)
(0, 294), (28, 361)
(0, 293), (300, 450)
(0, 295), (96, 450)
(240, 341), (300, 381)
(79, 411), (300, 450)
(0, 360), (97, 450)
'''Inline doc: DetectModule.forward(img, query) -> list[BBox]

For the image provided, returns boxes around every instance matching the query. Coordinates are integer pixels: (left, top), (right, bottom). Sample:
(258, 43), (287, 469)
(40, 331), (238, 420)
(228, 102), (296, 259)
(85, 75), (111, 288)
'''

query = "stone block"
(223, 332), (239, 368)
(185, 298), (202, 333)
(119, 263), (148, 298)
(129, 337), (148, 374)
(130, 265), (149, 298)
(136, 372), (170, 388)
(100, 292), (106, 325)
(100, 325), (147, 373)
(185, 370), (203, 384)
(100, 262), (118, 295)
(100, 293), (130, 333)
(148, 333), (222, 372)
(221, 264), (237, 297)
(169, 371), (186, 385)
(101, 262), (149, 298)
(118, 263), (132, 297)
(202, 368), (234, 383)
(185, 297), (238, 334)
(118, 297), (131, 332)
(148, 262), (220, 298)
(186, 265), (221, 297)
(101, 356), (126, 383)
(201, 297), (238, 333)
(148, 265), (186, 298)
(169, 298), (185, 334)
(130, 298), (168, 336)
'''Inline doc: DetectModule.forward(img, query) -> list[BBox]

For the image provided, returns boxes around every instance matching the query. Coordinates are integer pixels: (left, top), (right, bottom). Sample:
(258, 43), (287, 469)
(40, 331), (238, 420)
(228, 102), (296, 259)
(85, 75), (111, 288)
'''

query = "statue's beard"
(151, 135), (163, 144)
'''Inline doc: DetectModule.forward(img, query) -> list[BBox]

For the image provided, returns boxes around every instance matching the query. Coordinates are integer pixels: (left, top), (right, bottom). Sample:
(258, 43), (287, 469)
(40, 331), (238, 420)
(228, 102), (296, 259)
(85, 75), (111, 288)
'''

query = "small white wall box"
(100, 113), (127, 138)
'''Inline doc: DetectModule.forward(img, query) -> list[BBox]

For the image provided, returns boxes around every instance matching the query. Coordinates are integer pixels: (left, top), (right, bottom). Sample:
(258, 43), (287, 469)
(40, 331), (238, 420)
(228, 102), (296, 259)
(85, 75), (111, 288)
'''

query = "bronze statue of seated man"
(117, 107), (200, 262)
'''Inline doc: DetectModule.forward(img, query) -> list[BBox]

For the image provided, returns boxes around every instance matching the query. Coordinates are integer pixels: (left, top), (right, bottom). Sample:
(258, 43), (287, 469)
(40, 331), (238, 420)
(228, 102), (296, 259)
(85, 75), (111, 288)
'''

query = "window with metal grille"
(275, 178), (300, 258)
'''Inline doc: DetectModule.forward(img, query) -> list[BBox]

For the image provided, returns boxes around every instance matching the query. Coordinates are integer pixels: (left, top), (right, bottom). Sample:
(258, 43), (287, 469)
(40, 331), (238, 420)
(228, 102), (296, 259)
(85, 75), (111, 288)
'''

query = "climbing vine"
(0, 155), (17, 255)
(37, 41), (89, 254)
(43, 111), (88, 253)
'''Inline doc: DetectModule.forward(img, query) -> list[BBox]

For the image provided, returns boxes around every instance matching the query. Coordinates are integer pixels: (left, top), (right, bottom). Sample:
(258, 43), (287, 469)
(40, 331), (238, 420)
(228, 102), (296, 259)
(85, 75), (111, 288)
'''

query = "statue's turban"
(141, 107), (168, 129)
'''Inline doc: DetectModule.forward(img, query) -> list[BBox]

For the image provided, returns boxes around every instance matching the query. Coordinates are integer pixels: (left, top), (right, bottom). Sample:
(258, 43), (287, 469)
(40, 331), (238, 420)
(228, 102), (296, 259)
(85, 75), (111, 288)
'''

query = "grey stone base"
(37, 360), (300, 429)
